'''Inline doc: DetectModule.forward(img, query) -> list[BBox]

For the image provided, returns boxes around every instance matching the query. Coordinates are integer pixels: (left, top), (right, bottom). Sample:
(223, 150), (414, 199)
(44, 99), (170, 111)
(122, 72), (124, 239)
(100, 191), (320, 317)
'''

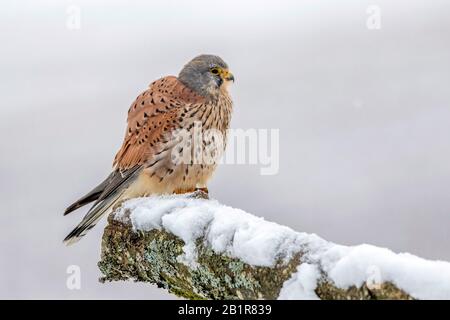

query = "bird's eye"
(210, 67), (220, 75)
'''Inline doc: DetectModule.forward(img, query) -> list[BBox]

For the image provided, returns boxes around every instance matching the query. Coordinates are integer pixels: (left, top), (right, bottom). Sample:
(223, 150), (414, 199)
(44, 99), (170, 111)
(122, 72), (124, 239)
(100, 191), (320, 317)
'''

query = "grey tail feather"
(63, 191), (123, 246)
(64, 172), (116, 216)
(63, 165), (143, 245)
(63, 190), (102, 216)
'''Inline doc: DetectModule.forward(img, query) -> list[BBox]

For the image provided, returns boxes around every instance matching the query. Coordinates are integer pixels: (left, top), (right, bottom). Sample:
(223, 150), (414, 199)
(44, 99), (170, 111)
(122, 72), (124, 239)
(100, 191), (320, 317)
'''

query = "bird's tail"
(63, 165), (142, 245)
(63, 190), (125, 246)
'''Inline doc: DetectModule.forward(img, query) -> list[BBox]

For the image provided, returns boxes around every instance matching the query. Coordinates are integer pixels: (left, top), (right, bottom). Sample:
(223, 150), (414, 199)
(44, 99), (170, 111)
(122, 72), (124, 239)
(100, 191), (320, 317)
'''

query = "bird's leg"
(173, 187), (209, 199)
(173, 188), (196, 194)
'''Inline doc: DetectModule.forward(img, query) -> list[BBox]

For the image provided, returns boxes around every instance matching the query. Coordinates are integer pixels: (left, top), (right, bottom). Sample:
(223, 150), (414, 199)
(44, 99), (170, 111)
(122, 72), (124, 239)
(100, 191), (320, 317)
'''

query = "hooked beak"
(221, 69), (235, 83)
(226, 72), (235, 82)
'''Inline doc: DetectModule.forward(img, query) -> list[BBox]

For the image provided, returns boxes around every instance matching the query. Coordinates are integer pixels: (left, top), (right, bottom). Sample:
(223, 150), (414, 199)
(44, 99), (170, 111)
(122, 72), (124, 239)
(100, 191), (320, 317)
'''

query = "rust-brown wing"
(113, 76), (204, 170)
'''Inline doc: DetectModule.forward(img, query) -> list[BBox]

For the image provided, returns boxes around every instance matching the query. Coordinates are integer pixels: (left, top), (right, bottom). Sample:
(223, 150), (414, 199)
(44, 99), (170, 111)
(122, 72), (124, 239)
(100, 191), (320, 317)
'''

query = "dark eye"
(210, 67), (220, 75)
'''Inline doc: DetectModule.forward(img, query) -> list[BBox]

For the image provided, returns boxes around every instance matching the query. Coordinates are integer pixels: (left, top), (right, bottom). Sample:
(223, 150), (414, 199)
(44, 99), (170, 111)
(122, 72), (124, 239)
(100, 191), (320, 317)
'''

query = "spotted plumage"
(64, 55), (234, 245)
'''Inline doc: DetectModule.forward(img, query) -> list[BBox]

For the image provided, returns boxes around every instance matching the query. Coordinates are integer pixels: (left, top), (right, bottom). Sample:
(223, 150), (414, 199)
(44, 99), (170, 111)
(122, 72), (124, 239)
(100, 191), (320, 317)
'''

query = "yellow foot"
(173, 187), (208, 194)
(172, 187), (209, 199)
(173, 188), (196, 194)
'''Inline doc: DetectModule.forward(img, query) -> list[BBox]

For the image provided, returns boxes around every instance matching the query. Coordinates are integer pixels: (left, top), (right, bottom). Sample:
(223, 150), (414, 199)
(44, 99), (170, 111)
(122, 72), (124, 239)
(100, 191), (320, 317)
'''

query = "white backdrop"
(1, 0), (449, 298)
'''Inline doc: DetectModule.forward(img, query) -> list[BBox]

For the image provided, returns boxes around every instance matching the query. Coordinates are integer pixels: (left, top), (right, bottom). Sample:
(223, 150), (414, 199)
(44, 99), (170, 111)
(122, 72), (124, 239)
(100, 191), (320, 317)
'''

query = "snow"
(115, 194), (303, 267)
(114, 193), (450, 300)
(278, 263), (320, 300)
(308, 243), (450, 300)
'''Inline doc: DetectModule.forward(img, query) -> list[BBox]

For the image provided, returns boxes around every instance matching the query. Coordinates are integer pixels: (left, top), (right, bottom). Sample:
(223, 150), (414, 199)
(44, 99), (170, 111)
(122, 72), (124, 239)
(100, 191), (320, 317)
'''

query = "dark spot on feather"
(148, 159), (161, 168)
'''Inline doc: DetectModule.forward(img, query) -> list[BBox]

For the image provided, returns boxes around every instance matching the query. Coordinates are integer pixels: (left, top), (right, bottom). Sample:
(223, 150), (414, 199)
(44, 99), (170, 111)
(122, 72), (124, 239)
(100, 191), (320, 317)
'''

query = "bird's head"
(178, 54), (234, 98)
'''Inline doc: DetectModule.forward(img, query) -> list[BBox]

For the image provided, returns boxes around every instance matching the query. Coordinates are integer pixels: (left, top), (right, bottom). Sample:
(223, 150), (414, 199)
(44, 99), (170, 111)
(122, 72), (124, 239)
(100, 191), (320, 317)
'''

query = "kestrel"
(64, 55), (234, 245)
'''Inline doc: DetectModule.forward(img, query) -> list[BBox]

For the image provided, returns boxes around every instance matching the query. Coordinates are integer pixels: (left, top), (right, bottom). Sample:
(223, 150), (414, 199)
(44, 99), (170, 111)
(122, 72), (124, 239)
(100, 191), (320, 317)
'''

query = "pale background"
(1, 0), (449, 299)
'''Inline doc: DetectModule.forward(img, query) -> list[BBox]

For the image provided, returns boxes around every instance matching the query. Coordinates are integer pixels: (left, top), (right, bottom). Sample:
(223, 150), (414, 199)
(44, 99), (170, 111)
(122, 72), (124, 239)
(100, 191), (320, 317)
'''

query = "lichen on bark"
(98, 215), (300, 299)
(98, 202), (412, 300)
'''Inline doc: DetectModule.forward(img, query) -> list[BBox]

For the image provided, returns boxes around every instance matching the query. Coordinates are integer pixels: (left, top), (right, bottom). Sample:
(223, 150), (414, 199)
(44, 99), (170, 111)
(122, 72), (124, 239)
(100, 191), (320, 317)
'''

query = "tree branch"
(98, 192), (449, 300)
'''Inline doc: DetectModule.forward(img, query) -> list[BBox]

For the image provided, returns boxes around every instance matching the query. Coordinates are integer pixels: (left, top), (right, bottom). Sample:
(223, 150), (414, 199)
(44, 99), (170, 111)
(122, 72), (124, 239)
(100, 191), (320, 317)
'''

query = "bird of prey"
(63, 54), (234, 245)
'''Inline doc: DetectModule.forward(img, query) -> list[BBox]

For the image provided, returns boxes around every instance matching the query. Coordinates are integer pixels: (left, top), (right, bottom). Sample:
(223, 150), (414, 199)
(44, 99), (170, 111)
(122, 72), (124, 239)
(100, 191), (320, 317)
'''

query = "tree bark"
(98, 193), (413, 300)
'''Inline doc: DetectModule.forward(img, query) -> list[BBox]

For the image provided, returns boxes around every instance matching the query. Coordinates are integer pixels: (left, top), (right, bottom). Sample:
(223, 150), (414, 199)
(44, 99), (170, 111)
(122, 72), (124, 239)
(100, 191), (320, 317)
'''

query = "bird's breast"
(141, 94), (232, 194)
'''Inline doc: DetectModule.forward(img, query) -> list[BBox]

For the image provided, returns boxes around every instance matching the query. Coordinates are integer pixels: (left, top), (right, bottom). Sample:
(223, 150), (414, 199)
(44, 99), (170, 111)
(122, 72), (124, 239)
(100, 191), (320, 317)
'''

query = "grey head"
(178, 54), (234, 98)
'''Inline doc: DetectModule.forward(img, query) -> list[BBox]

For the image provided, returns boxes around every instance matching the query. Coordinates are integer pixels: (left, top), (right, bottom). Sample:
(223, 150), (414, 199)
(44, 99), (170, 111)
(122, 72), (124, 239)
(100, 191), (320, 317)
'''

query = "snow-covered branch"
(98, 192), (450, 300)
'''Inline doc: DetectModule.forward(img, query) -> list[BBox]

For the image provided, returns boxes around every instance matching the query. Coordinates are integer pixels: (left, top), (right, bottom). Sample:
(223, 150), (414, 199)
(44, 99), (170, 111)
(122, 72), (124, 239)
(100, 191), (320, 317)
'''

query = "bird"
(63, 54), (234, 245)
